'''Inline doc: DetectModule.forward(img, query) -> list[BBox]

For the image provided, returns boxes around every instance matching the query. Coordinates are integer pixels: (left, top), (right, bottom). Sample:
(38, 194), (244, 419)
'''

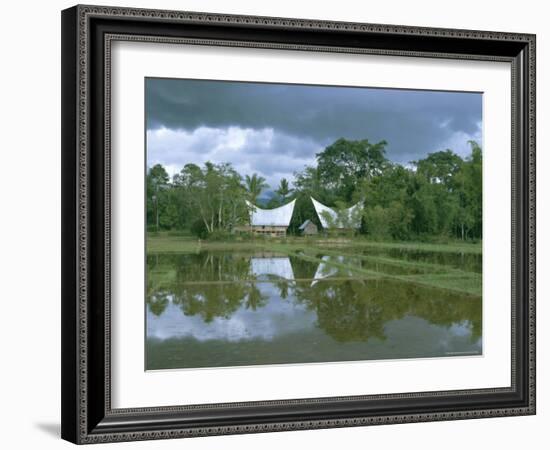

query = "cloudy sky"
(146, 78), (482, 190)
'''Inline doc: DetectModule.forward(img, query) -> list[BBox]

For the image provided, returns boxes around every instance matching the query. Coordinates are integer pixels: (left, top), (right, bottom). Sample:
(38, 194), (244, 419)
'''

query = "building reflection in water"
(147, 253), (481, 354)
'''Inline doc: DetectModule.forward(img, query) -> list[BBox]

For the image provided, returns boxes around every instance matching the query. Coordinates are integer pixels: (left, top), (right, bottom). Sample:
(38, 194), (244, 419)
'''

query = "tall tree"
(454, 141), (482, 240)
(146, 164), (170, 230)
(244, 173), (269, 203)
(173, 162), (248, 234)
(316, 138), (388, 201)
(148, 163), (170, 187)
(414, 149), (463, 189)
(275, 178), (293, 202)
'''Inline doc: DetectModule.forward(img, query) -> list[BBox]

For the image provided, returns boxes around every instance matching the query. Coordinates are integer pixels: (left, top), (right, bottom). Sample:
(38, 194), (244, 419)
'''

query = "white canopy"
(246, 199), (296, 227)
(311, 197), (362, 229)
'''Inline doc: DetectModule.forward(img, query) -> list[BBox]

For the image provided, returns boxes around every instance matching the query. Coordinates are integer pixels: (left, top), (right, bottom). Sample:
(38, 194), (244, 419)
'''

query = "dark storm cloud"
(146, 78), (482, 164)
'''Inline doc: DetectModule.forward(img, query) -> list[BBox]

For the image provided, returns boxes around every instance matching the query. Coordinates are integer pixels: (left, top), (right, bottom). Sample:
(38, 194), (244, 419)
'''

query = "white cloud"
(147, 126), (320, 189)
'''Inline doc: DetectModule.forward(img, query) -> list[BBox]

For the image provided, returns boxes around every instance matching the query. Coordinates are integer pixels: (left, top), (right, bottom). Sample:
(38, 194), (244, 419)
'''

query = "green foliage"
(316, 138), (388, 201)
(364, 201), (413, 240)
(363, 205), (390, 239)
(146, 164), (171, 230)
(275, 178), (292, 202)
(244, 173), (269, 203)
(190, 219), (208, 239)
(413, 149), (463, 188)
(172, 162), (249, 234)
(288, 192), (322, 235)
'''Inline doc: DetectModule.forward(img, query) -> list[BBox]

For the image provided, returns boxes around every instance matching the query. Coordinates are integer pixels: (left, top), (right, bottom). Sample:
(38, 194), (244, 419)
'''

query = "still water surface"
(146, 250), (481, 370)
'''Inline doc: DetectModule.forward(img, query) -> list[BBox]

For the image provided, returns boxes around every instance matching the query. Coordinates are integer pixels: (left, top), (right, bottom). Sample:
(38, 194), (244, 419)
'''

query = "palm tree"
(275, 178), (293, 202)
(244, 173), (269, 203)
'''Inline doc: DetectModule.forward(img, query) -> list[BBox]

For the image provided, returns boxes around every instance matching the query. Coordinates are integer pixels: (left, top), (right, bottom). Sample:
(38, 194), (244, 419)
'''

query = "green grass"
(146, 235), (267, 253)
(317, 239), (482, 254)
(147, 232), (481, 254)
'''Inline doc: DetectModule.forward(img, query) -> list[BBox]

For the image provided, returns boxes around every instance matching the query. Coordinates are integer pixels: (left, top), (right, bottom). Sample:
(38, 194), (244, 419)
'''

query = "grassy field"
(146, 232), (482, 255)
(146, 233), (482, 296)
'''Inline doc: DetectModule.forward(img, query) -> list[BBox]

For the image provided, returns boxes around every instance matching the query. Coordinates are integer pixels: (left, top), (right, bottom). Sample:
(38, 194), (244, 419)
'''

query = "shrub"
(190, 220), (208, 239)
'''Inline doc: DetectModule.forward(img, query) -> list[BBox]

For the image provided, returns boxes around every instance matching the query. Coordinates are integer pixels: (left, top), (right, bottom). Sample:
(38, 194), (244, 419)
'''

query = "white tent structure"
(310, 197), (362, 229)
(244, 199), (296, 236)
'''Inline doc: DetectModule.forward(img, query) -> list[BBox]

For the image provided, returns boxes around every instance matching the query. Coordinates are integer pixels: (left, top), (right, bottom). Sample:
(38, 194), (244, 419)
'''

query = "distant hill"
(256, 190), (276, 207)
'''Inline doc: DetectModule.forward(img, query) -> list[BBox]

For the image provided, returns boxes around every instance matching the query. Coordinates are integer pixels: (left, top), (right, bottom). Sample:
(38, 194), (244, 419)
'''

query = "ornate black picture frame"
(61, 4), (536, 444)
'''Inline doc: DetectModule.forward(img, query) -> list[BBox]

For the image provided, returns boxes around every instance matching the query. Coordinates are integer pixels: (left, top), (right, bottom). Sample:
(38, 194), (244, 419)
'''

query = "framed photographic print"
(61, 4), (536, 444)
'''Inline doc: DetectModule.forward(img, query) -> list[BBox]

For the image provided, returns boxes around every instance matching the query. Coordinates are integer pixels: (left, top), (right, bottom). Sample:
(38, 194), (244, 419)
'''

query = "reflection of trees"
(148, 291), (170, 316)
(272, 279), (290, 299)
(146, 252), (267, 321)
(288, 256), (318, 280)
(294, 279), (481, 344)
(312, 281), (387, 342)
(147, 280), (268, 323)
(243, 284), (267, 311)
(147, 252), (481, 342)
(173, 282), (265, 323)
(147, 252), (253, 288)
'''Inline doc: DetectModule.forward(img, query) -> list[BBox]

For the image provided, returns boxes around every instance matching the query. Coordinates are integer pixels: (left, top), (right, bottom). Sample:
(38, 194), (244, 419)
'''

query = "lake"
(146, 246), (482, 370)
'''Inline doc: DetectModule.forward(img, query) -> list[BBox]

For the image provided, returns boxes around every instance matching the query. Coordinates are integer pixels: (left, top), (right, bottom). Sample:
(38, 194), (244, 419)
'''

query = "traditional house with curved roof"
(311, 197), (362, 230)
(241, 199), (297, 237)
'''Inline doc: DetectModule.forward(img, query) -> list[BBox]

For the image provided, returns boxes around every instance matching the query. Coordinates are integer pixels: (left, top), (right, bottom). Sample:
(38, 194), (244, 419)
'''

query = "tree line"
(147, 137), (482, 241)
